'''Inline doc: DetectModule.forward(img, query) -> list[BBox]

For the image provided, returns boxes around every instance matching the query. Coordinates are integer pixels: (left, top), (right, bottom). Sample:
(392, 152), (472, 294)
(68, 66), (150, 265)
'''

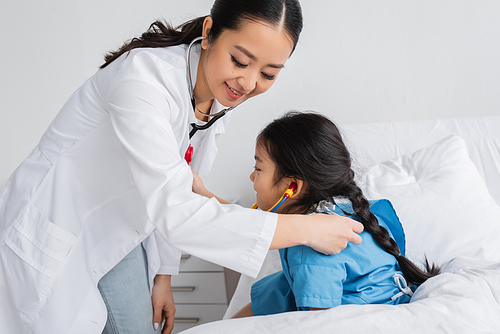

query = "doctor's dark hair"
(257, 111), (441, 285)
(100, 0), (302, 68)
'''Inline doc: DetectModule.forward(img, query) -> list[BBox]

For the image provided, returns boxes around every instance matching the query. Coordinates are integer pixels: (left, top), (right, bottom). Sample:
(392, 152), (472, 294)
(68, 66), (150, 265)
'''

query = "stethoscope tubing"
(189, 110), (227, 139)
(186, 36), (245, 139)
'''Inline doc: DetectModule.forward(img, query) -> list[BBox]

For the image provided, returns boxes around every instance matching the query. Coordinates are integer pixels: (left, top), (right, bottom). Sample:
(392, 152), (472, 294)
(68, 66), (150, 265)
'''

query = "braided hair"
(258, 111), (440, 284)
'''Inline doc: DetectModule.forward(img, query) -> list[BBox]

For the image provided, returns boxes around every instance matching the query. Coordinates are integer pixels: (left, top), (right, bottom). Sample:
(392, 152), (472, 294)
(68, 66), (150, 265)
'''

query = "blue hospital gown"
(251, 199), (411, 315)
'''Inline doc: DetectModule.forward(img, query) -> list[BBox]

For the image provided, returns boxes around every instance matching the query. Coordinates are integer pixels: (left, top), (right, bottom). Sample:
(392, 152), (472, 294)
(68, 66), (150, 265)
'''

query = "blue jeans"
(98, 244), (158, 334)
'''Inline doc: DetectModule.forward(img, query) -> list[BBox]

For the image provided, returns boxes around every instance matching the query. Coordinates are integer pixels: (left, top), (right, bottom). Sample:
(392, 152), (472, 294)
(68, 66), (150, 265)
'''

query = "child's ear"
(290, 179), (304, 198)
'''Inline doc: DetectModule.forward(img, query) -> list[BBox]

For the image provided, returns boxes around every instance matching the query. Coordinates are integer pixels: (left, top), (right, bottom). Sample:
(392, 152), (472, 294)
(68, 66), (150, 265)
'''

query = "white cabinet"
(171, 254), (227, 333)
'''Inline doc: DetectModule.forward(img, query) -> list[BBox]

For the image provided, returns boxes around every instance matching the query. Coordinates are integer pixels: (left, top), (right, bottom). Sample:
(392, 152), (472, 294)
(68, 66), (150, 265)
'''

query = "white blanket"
(182, 259), (500, 333)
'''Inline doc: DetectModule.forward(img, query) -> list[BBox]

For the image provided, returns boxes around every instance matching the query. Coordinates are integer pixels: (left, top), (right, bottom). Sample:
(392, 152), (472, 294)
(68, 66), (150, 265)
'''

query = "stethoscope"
(186, 38), (294, 211)
(251, 182), (297, 213)
(187, 36), (246, 140)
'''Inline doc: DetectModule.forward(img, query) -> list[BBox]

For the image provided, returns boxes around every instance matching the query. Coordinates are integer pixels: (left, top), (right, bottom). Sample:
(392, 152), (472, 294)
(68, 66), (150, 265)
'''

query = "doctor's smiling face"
(195, 17), (294, 108)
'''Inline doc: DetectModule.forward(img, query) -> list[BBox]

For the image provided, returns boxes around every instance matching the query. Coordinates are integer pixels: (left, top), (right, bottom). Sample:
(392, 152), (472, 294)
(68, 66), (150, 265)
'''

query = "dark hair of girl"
(257, 111), (441, 285)
(100, 0), (303, 68)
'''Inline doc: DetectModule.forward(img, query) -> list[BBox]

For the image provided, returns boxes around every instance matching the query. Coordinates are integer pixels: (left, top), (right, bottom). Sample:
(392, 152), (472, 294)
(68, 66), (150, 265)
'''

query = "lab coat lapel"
(189, 99), (230, 180)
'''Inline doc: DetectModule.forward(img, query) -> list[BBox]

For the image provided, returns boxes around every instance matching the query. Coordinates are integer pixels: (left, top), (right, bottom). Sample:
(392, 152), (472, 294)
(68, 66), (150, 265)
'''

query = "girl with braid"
(192, 111), (441, 317)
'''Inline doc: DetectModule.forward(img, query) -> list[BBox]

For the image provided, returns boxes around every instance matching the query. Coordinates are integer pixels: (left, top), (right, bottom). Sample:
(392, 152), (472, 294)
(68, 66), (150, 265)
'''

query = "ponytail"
(100, 0), (303, 69)
(344, 177), (441, 284)
(100, 17), (206, 68)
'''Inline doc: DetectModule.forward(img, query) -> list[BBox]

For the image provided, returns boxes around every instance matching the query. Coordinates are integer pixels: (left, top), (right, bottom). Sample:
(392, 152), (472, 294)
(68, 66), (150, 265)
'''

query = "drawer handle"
(181, 254), (191, 260)
(171, 286), (196, 292)
(174, 317), (199, 324)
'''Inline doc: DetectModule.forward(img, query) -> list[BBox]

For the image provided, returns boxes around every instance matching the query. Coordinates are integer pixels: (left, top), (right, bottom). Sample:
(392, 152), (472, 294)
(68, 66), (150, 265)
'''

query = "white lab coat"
(0, 44), (277, 333)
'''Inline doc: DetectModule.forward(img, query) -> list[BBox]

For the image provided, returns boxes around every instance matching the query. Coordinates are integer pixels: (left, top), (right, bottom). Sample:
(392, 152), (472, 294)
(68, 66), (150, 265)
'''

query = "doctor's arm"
(192, 171), (363, 255)
(150, 231), (181, 334)
(272, 214), (363, 254)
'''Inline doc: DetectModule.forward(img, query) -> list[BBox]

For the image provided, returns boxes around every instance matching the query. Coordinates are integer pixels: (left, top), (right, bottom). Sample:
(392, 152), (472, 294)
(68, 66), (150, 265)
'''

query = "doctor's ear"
(201, 17), (213, 49)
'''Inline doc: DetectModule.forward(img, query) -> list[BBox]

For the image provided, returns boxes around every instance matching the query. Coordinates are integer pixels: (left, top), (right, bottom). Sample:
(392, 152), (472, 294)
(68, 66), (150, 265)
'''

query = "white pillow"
(360, 135), (500, 267)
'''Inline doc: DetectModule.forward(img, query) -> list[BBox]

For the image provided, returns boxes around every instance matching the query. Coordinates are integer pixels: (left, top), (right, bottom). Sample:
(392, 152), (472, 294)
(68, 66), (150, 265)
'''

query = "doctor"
(0, 0), (363, 333)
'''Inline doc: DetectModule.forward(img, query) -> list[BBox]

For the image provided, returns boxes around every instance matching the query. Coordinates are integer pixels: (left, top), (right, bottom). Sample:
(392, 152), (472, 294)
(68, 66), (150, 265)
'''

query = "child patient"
(192, 111), (440, 317)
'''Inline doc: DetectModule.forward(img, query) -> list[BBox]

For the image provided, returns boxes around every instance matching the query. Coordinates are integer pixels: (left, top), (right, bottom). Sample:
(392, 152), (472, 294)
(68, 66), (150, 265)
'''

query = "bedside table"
(171, 254), (227, 333)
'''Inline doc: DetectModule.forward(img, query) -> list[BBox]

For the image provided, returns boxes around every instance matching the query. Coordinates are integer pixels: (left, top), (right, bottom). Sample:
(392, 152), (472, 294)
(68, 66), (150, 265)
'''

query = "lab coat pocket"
(2, 202), (77, 320)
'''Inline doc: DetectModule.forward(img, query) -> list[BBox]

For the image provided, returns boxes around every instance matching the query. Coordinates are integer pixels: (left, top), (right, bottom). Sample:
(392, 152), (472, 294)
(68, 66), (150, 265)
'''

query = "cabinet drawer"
(171, 272), (227, 304)
(180, 254), (223, 272)
(172, 304), (227, 333)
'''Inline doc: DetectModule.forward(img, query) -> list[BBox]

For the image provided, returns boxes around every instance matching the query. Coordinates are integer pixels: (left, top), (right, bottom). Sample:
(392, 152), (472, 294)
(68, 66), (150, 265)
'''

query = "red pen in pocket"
(184, 144), (193, 165)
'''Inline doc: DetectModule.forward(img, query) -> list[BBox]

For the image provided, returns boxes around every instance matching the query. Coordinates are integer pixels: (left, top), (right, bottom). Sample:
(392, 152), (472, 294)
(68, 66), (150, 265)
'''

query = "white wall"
(1, 1), (499, 203)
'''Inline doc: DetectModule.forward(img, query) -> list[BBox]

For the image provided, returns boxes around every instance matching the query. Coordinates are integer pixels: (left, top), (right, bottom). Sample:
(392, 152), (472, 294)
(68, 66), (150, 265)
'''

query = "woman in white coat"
(0, 1), (363, 333)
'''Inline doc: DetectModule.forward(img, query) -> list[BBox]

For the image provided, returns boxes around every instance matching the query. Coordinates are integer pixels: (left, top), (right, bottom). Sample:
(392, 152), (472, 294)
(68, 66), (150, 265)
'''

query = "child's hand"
(191, 170), (208, 197)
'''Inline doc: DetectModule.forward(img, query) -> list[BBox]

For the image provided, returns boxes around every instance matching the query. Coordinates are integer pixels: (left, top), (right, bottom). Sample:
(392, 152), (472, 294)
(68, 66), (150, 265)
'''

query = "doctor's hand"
(191, 170), (233, 205)
(191, 170), (208, 197)
(152, 274), (176, 334)
(307, 213), (364, 254)
(271, 213), (364, 255)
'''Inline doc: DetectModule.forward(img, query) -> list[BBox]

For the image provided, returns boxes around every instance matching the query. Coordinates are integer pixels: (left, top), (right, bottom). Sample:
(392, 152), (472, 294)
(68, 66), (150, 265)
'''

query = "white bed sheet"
(180, 115), (500, 334)
(183, 259), (500, 334)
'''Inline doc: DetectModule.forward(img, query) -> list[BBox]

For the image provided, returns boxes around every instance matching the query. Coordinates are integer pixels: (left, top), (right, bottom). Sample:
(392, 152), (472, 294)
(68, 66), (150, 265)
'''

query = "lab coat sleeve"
(154, 229), (181, 275)
(106, 51), (277, 277)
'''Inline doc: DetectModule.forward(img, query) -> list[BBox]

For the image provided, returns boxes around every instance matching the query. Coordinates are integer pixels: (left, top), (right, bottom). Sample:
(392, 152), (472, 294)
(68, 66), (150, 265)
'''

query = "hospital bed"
(181, 115), (500, 334)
